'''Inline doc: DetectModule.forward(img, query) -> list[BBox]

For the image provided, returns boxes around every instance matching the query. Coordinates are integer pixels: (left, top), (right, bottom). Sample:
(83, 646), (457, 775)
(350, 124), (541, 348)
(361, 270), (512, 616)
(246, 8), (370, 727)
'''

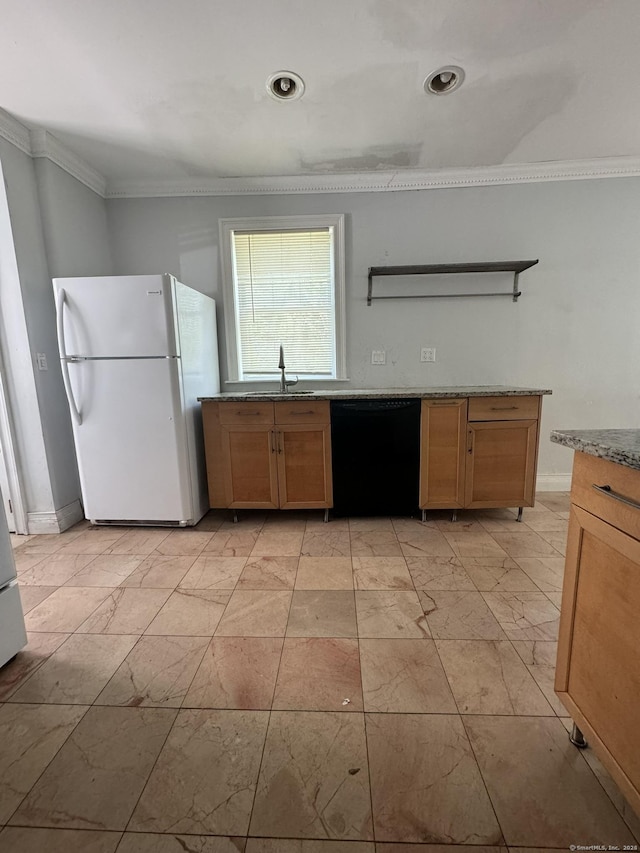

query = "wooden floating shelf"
(367, 259), (539, 305)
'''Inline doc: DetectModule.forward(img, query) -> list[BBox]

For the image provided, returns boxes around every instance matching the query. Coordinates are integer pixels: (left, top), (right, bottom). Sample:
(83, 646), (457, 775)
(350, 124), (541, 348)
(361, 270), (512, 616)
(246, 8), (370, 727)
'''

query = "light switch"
(371, 350), (386, 365)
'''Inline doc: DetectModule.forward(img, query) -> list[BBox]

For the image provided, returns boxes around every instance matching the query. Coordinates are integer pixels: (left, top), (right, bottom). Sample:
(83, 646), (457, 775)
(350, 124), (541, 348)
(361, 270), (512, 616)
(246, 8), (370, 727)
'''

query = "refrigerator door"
(68, 357), (194, 523)
(0, 492), (25, 667)
(53, 274), (179, 358)
(0, 488), (16, 586)
(0, 584), (27, 668)
(172, 283), (220, 521)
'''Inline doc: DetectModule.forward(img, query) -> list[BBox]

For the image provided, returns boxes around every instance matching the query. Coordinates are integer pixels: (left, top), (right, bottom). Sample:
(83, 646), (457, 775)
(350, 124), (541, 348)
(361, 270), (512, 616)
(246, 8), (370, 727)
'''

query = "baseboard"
(27, 500), (85, 534)
(536, 473), (572, 492)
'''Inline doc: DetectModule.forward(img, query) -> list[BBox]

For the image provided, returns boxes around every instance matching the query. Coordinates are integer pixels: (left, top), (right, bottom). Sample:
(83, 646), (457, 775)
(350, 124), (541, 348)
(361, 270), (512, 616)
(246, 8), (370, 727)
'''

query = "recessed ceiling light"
(424, 66), (465, 95)
(267, 71), (305, 101)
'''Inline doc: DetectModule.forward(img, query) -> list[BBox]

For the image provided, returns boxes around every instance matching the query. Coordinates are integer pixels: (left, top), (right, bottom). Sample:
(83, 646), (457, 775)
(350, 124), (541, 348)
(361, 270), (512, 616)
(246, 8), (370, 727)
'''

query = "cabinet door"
(555, 505), (640, 815)
(419, 399), (467, 509)
(202, 402), (226, 508)
(221, 424), (279, 508)
(465, 419), (537, 508)
(276, 424), (333, 509)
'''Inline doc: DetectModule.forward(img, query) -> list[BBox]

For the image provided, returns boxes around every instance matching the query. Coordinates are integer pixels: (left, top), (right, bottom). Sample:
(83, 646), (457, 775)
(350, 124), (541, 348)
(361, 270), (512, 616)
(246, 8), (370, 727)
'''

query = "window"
(220, 214), (346, 381)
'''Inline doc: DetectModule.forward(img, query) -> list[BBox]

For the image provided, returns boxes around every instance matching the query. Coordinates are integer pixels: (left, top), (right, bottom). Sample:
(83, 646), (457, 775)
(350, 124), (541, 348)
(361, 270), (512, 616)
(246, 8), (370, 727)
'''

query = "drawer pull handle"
(292, 410), (315, 415)
(593, 484), (640, 511)
(490, 406), (518, 411)
(238, 410), (261, 416)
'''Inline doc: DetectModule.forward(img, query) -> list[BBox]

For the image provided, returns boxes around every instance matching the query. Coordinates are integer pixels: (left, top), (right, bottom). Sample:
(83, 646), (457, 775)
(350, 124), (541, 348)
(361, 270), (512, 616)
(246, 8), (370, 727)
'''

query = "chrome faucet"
(278, 345), (298, 393)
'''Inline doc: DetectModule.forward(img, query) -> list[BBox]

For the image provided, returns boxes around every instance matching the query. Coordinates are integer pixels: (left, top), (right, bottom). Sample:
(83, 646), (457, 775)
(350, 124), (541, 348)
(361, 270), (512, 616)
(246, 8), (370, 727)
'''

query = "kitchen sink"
(241, 390), (315, 396)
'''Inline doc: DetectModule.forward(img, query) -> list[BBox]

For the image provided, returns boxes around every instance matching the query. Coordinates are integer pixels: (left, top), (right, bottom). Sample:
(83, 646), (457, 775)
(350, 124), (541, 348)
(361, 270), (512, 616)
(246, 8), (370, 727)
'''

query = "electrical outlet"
(36, 352), (48, 371)
(371, 350), (386, 365)
(420, 347), (436, 363)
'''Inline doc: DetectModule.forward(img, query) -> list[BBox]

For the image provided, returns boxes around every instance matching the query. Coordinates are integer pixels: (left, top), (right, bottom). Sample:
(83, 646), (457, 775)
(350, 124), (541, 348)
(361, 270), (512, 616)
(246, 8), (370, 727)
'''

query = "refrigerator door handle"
(55, 288), (83, 426)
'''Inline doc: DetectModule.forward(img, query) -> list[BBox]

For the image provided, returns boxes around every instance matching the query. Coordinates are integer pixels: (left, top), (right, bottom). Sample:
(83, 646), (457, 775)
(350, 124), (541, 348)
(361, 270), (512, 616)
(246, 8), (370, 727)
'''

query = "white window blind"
(231, 227), (335, 377)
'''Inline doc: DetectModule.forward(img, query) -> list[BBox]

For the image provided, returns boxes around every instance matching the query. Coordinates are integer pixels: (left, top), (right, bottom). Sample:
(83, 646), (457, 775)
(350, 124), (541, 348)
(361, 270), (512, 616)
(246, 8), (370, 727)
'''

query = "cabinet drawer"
(423, 398), (467, 407)
(468, 395), (539, 421)
(571, 452), (640, 540)
(275, 400), (330, 424)
(219, 402), (274, 425)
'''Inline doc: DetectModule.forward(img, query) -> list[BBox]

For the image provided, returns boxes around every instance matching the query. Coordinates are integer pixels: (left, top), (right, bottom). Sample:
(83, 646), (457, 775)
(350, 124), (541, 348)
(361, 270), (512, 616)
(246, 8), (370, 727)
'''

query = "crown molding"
(0, 108), (32, 156)
(0, 110), (107, 197)
(2, 107), (639, 200)
(106, 155), (640, 199)
(29, 130), (107, 197)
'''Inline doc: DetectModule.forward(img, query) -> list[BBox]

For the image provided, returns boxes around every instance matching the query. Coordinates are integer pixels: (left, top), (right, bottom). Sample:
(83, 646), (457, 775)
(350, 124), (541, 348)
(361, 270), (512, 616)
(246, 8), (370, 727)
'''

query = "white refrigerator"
(0, 488), (27, 668)
(53, 274), (220, 526)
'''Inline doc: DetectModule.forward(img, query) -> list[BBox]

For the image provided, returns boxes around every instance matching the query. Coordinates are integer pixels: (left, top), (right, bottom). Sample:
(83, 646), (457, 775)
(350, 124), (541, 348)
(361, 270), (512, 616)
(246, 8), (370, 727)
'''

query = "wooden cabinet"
(465, 419), (538, 508)
(555, 452), (640, 816)
(221, 424), (279, 508)
(419, 394), (542, 512)
(465, 395), (540, 509)
(274, 400), (333, 508)
(202, 400), (332, 510)
(276, 423), (332, 508)
(419, 399), (467, 509)
(216, 401), (278, 508)
(203, 392), (544, 516)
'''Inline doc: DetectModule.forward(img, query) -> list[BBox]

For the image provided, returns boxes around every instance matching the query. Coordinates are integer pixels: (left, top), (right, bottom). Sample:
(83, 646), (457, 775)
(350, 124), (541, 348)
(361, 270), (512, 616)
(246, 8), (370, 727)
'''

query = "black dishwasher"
(330, 399), (421, 517)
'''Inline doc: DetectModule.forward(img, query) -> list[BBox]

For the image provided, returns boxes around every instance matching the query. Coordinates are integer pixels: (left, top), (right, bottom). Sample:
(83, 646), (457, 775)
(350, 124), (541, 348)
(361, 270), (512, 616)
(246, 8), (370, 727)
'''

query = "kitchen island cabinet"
(550, 430), (640, 818)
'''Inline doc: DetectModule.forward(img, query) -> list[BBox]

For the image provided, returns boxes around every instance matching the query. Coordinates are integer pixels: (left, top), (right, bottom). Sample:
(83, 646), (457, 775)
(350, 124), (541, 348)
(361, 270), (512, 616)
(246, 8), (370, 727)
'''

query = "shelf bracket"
(513, 270), (521, 303)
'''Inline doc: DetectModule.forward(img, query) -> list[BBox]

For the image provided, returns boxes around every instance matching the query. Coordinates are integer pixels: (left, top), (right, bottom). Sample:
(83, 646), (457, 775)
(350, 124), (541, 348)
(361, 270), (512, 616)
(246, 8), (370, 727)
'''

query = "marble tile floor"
(2, 493), (639, 852)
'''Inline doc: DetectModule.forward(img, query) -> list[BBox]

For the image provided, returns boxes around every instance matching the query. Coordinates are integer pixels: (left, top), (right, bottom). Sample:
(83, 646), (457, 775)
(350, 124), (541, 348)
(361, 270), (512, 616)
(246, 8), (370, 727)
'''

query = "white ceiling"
(3, 0), (640, 185)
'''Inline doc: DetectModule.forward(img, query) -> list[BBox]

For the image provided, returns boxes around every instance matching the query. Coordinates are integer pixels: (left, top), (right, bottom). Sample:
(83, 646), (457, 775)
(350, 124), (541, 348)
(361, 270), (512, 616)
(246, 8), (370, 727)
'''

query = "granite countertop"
(550, 429), (640, 471)
(198, 385), (552, 403)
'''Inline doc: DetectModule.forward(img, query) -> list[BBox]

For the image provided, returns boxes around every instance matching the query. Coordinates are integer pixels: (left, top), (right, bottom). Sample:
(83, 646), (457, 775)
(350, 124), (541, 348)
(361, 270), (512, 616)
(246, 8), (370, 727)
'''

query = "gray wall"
(34, 159), (113, 278)
(32, 158), (114, 511)
(107, 178), (640, 478)
(0, 139), (57, 515)
(0, 144), (113, 525)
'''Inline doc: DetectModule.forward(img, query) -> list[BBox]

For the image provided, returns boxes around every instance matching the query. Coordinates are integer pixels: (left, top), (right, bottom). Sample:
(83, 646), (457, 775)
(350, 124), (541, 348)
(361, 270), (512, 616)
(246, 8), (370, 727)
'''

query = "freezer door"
(68, 357), (194, 522)
(53, 275), (179, 358)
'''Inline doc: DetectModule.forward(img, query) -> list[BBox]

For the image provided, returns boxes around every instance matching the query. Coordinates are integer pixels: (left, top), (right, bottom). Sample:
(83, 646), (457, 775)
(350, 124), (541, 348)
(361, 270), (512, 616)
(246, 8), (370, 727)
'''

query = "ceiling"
(2, 0), (640, 186)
